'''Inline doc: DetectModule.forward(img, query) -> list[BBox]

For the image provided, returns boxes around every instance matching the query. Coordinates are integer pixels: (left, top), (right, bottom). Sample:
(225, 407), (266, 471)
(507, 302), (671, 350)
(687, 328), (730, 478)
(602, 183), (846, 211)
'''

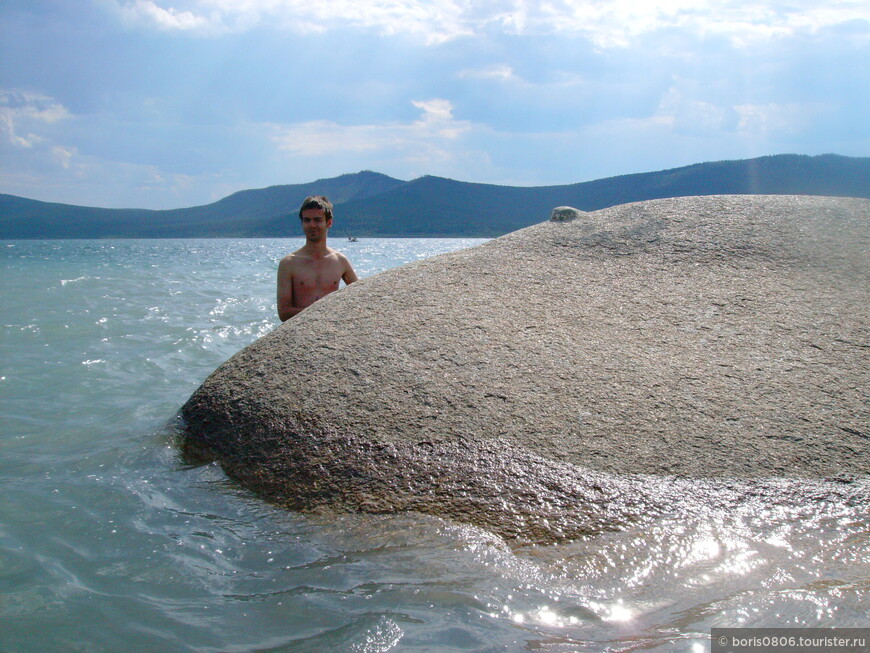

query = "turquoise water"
(1, 239), (867, 652)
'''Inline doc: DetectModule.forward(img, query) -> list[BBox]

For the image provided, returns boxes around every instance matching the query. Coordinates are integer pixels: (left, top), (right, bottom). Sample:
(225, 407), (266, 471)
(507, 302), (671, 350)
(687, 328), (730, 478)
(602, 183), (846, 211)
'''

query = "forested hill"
(2, 154), (867, 238)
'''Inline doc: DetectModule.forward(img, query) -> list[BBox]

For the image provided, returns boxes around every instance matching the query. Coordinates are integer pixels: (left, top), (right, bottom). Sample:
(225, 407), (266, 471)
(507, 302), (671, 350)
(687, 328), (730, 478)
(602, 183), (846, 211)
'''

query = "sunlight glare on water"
(0, 238), (867, 652)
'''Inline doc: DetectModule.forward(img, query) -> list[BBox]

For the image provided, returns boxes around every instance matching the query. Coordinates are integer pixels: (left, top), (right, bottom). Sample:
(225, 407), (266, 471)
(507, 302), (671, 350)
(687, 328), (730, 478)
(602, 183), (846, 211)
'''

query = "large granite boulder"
(181, 195), (869, 543)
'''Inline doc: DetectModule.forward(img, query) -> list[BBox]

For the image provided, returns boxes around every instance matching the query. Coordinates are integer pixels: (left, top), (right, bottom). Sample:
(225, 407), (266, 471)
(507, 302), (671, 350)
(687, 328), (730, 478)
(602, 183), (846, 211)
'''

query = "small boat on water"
(348, 236), (358, 242)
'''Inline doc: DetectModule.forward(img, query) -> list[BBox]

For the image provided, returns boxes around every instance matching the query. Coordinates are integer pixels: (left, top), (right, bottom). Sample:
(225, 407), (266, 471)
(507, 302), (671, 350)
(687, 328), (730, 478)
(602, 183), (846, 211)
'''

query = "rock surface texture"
(182, 195), (869, 543)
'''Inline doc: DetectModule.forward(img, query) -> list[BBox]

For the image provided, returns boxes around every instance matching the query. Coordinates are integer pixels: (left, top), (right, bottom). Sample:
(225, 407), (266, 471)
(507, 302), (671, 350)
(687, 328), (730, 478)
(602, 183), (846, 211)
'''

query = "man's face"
(300, 208), (331, 241)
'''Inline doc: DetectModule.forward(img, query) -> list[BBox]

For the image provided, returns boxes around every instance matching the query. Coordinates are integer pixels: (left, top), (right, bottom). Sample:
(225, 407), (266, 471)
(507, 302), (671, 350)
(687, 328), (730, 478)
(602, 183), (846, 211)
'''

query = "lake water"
(1, 238), (867, 652)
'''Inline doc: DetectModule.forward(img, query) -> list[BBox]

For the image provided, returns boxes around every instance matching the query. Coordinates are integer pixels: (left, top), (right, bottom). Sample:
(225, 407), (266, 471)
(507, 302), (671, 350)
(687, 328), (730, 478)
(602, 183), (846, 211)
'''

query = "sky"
(1, 1), (868, 209)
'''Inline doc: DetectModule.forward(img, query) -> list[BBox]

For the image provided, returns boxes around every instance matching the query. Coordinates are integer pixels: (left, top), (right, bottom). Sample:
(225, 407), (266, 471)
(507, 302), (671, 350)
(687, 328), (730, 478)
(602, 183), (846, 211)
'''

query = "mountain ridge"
(1, 154), (867, 238)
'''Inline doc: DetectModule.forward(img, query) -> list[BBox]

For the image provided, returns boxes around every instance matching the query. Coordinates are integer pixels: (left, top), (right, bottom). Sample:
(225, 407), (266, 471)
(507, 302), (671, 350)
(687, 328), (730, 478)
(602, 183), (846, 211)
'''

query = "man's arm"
(277, 256), (303, 322)
(341, 253), (358, 286)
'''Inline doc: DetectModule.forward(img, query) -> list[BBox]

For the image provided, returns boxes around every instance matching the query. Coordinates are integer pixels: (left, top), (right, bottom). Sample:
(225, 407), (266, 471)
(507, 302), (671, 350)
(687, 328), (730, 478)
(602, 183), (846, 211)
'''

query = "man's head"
(298, 195), (334, 243)
(299, 196), (334, 222)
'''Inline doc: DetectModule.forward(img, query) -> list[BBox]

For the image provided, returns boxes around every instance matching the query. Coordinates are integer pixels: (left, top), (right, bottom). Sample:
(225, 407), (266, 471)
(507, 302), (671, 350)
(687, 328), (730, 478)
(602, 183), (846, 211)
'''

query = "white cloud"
(111, 0), (212, 31)
(51, 146), (75, 170)
(269, 98), (473, 158)
(109, 0), (471, 42)
(458, 64), (517, 81)
(411, 98), (468, 138)
(104, 0), (870, 47)
(657, 86), (738, 135)
(0, 88), (213, 207)
(735, 102), (828, 135)
(655, 84), (834, 139)
(505, 0), (870, 48)
(0, 90), (70, 149)
(0, 141), (237, 208)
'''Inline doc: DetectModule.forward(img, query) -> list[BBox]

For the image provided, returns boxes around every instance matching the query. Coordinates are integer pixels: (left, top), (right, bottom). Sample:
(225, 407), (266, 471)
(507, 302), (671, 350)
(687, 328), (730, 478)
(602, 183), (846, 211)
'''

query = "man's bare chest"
(292, 257), (343, 291)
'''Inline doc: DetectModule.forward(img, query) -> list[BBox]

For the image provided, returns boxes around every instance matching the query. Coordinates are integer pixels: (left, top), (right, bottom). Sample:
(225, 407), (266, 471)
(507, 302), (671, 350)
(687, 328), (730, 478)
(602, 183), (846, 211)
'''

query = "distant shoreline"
(2, 154), (867, 239)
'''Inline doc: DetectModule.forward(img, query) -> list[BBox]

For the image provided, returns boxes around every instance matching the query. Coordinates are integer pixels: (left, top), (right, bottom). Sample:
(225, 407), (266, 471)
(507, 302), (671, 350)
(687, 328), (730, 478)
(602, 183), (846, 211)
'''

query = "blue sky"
(1, 1), (868, 209)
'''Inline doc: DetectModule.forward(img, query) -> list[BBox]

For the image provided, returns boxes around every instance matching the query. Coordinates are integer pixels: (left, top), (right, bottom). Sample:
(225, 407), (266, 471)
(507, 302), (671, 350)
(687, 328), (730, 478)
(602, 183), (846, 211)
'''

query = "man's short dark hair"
(299, 195), (334, 221)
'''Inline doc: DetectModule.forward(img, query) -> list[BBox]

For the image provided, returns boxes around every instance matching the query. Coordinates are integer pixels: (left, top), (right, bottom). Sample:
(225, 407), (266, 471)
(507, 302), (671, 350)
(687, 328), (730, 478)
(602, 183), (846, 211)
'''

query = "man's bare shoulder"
(279, 248), (311, 268)
(331, 249), (352, 263)
(316, 247), (352, 267)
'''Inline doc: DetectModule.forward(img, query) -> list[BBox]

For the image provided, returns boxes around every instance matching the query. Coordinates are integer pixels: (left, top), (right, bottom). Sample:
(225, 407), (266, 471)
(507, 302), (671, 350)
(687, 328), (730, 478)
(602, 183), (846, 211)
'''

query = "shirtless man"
(277, 196), (358, 321)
